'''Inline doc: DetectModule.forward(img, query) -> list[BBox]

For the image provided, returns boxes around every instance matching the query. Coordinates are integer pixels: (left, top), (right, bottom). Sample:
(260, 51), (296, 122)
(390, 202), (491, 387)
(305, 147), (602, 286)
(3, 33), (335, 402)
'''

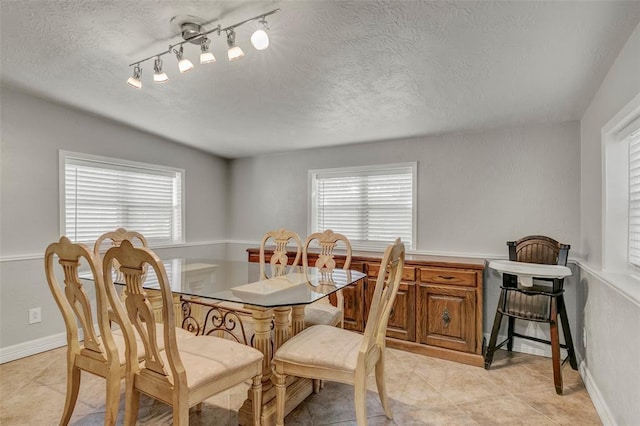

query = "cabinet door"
(366, 264), (416, 341)
(341, 262), (365, 331)
(343, 278), (365, 332)
(417, 284), (476, 352)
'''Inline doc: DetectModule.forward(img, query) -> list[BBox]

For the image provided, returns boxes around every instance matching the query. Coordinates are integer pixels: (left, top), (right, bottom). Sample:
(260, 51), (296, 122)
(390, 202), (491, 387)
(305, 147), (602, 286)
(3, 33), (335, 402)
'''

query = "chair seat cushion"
(112, 325), (195, 364)
(160, 336), (263, 390)
(304, 303), (342, 327)
(274, 325), (363, 373)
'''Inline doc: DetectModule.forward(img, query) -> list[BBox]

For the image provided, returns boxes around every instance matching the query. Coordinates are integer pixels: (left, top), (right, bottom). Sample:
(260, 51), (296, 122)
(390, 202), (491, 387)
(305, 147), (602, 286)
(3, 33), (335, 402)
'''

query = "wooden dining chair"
(45, 236), (123, 425)
(103, 240), (264, 425)
(273, 238), (405, 426)
(259, 228), (302, 279)
(303, 229), (353, 328)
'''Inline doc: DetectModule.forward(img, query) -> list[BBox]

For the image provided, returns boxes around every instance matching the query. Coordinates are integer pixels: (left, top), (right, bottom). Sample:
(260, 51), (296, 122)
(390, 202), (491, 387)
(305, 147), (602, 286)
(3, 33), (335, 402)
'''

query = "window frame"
(59, 150), (185, 246)
(602, 92), (640, 274)
(628, 125), (640, 268)
(308, 162), (417, 251)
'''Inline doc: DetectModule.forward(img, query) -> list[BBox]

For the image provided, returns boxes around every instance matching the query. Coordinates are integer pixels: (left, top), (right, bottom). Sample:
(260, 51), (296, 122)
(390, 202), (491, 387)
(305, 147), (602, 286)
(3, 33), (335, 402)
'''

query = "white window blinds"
(62, 152), (184, 245)
(310, 163), (416, 250)
(629, 130), (640, 267)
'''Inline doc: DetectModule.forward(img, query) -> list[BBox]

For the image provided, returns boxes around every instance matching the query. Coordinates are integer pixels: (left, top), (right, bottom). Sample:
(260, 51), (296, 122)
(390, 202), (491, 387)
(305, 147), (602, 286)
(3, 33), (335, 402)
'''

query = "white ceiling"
(2, 1), (639, 159)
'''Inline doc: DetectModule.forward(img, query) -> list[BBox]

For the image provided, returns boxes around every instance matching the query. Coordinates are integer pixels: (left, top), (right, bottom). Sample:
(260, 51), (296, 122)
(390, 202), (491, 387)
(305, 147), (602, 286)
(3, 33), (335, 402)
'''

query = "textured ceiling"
(2, 1), (639, 159)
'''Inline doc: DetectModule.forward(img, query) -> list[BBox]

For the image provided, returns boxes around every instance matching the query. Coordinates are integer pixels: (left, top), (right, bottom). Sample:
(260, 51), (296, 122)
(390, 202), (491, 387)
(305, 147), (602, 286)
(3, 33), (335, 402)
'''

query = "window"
(309, 163), (416, 250)
(628, 129), (640, 267)
(61, 151), (184, 245)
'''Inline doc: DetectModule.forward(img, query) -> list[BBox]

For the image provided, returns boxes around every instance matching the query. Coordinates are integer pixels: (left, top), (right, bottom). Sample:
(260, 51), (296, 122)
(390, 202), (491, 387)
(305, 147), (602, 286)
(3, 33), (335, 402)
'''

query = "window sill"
(578, 261), (640, 307)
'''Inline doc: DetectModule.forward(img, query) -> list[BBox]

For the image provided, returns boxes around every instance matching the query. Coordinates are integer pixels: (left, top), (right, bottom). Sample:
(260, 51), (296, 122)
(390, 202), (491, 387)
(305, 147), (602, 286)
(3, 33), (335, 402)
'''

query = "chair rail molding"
(0, 240), (228, 263)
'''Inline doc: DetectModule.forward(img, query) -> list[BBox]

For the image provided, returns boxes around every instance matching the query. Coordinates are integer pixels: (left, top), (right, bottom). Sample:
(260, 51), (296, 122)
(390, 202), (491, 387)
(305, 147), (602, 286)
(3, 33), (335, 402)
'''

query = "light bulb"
(227, 46), (245, 61)
(251, 29), (269, 50)
(153, 72), (169, 83)
(127, 77), (142, 89)
(200, 52), (216, 64)
(178, 58), (194, 73)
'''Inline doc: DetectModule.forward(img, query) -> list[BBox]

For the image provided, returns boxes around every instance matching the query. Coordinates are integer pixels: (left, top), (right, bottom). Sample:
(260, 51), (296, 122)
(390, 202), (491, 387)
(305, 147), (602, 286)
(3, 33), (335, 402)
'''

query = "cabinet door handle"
(439, 275), (456, 280)
(441, 308), (451, 328)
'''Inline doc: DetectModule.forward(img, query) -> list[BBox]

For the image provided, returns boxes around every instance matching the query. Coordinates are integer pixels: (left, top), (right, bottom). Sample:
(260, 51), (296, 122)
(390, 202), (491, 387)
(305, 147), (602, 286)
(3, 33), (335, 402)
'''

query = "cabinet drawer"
(419, 268), (477, 287)
(367, 264), (416, 281)
(348, 262), (365, 273)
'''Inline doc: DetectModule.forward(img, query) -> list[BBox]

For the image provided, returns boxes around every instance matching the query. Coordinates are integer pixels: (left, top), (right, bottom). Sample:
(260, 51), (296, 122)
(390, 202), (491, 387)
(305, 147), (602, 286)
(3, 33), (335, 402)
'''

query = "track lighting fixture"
(153, 57), (169, 83)
(174, 45), (194, 73)
(126, 8), (279, 90)
(200, 38), (216, 64)
(226, 29), (245, 61)
(127, 65), (142, 89)
(251, 18), (270, 50)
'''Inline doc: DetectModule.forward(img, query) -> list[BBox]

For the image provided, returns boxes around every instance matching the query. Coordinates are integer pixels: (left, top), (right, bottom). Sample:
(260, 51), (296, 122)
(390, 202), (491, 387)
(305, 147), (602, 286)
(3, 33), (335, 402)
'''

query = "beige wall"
(228, 122), (581, 258)
(0, 86), (229, 352)
(578, 23), (640, 424)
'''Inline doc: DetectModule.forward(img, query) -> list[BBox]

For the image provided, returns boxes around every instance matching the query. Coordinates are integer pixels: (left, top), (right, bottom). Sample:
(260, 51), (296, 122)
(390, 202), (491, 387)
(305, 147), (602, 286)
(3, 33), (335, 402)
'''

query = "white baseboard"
(0, 332), (67, 364)
(580, 360), (615, 426)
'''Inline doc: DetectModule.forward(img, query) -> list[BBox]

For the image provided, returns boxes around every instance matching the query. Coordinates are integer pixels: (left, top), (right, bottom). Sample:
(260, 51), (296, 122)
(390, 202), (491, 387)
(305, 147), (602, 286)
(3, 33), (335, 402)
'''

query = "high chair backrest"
(508, 235), (570, 266)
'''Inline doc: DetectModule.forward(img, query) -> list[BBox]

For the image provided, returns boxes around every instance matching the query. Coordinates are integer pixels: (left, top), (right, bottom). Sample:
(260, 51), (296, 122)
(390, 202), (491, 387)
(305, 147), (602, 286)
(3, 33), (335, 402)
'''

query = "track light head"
(227, 29), (245, 61)
(200, 38), (216, 64)
(127, 65), (142, 89)
(153, 57), (169, 83)
(251, 18), (270, 50)
(173, 45), (194, 73)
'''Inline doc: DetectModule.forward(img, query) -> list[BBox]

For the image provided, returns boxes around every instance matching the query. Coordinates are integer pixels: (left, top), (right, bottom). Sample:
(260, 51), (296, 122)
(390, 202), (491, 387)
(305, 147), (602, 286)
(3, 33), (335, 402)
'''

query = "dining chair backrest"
(303, 229), (352, 270)
(102, 239), (177, 382)
(46, 236), (116, 360)
(360, 238), (405, 351)
(259, 228), (302, 278)
(44, 236), (121, 424)
(302, 229), (353, 331)
(94, 227), (148, 256)
(94, 228), (149, 323)
(94, 228), (148, 278)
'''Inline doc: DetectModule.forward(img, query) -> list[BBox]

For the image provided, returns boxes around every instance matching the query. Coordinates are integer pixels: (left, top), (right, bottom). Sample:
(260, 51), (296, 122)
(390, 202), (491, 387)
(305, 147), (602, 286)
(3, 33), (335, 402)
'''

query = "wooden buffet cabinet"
(247, 248), (485, 367)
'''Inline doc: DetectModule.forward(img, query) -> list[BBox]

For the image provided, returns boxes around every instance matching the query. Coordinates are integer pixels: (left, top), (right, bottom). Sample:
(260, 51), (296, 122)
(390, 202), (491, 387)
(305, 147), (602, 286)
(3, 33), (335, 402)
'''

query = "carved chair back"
(259, 228), (302, 278)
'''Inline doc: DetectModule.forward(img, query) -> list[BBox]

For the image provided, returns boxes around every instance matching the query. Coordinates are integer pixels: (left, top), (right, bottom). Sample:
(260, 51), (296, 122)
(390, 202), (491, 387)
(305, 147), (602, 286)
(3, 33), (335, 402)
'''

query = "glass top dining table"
(90, 256), (366, 425)
(110, 257), (366, 309)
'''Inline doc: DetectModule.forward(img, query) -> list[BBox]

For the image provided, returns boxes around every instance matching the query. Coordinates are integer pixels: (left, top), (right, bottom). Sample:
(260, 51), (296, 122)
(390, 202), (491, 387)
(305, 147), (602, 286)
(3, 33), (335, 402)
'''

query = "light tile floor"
(0, 347), (601, 425)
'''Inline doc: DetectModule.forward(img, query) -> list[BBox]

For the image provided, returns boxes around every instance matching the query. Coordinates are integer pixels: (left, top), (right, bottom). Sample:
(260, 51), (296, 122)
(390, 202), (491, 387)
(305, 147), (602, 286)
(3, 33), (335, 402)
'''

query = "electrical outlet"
(28, 307), (41, 324)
